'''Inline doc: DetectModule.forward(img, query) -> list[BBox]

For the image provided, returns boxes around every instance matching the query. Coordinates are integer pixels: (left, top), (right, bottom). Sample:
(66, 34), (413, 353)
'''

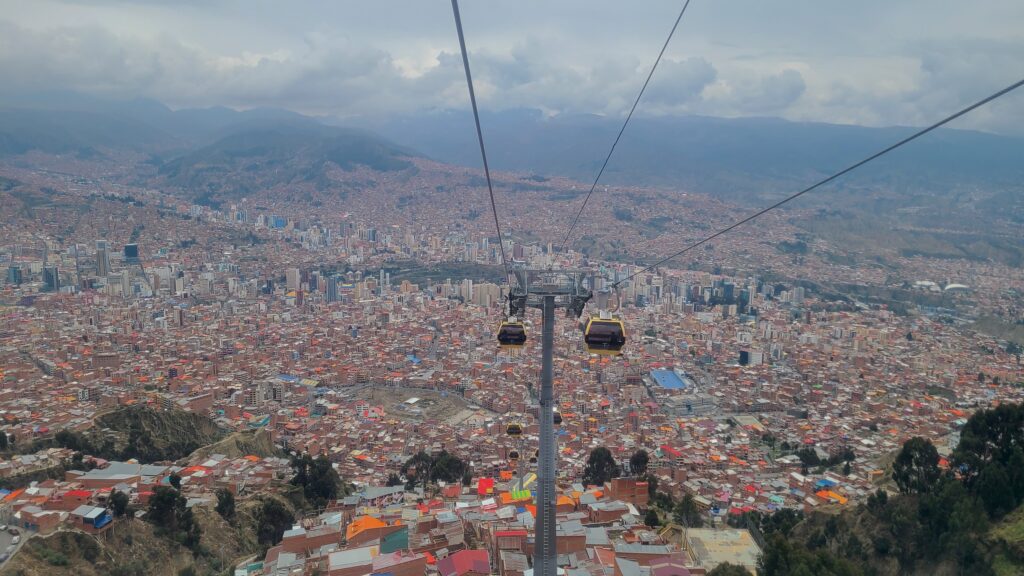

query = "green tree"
(110, 490), (129, 517)
(291, 454), (343, 509)
(707, 563), (752, 576)
(147, 486), (181, 527)
(796, 447), (821, 467)
(976, 462), (1015, 518)
(400, 450), (468, 490)
(256, 498), (294, 548)
(169, 473), (182, 490)
(629, 449), (649, 476)
(892, 437), (941, 494)
(386, 473), (402, 487)
(401, 451), (435, 490)
(758, 533), (861, 576)
(644, 508), (660, 527)
(954, 403), (1024, 486)
(215, 488), (235, 520)
(582, 447), (620, 487)
(147, 486), (201, 552)
(0, 431), (8, 450)
(673, 494), (703, 528)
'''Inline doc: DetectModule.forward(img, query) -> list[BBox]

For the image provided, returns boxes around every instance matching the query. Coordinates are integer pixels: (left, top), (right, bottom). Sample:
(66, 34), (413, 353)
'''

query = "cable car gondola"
(497, 318), (527, 350)
(553, 408), (562, 425)
(506, 422), (523, 437)
(509, 450), (520, 461)
(583, 312), (626, 355)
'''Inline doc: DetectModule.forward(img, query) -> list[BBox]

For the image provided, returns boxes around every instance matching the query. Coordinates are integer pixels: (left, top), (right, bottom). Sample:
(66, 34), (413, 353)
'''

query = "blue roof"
(651, 369), (688, 389)
(277, 374), (300, 383)
(407, 354), (421, 365)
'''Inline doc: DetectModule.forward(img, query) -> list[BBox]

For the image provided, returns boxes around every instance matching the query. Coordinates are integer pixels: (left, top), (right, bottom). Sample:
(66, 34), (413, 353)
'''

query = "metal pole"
(535, 294), (556, 576)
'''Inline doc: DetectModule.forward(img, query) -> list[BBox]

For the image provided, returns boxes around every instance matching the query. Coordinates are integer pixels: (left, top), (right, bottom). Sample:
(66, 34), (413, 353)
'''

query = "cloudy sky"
(1, 0), (1023, 133)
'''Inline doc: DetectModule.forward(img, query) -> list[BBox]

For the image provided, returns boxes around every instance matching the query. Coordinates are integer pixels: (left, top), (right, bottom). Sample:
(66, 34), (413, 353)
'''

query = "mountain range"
(1, 92), (1022, 240)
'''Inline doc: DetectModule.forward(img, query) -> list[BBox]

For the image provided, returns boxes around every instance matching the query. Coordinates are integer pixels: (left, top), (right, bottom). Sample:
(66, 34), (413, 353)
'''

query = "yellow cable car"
(583, 312), (626, 355)
(506, 422), (523, 437)
(497, 319), (527, 350)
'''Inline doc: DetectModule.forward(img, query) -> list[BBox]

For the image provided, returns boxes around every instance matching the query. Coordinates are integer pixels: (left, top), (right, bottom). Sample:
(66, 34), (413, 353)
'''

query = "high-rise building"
(286, 268), (301, 291)
(6, 265), (22, 286)
(43, 266), (60, 292)
(792, 286), (806, 305)
(96, 237), (111, 272)
(123, 244), (139, 264)
(326, 275), (340, 303)
(96, 240), (111, 276)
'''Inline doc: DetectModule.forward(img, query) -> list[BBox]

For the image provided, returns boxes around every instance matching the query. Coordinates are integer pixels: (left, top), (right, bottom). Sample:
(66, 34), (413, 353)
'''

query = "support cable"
(451, 0), (511, 279)
(558, 0), (694, 253)
(614, 77), (1024, 288)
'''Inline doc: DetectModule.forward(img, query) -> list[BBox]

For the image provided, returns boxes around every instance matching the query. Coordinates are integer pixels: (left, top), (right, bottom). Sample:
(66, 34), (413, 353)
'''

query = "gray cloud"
(1, 0), (1023, 134)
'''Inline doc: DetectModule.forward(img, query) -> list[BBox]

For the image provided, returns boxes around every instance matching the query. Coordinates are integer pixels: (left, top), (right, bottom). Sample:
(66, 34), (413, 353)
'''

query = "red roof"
(494, 530), (528, 537)
(64, 490), (93, 499)
(437, 549), (490, 576)
(660, 444), (682, 457)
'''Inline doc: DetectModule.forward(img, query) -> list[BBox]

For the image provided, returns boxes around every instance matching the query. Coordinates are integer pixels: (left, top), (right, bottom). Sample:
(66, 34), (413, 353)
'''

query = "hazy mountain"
(352, 109), (1024, 203)
(0, 91), (319, 155)
(2, 93), (1021, 237)
(156, 122), (418, 205)
(0, 107), (178, 157)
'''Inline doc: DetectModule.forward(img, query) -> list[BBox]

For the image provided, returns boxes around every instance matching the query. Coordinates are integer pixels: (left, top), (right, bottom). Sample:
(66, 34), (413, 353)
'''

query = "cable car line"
(451, 0), (510, 280)
(557, 0), (694, 254)
(612, 76), (1024, 289)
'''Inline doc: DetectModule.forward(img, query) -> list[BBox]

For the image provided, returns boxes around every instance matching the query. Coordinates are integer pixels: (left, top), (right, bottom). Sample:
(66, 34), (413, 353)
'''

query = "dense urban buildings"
(0, 147), (1020, 575)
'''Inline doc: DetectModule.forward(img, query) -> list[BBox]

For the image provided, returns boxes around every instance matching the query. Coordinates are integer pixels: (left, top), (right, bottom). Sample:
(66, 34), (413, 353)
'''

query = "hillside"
(356, 109), (1024, 205)
(49, 405), (228, 464)
(188, 428), (282, 461)
(754, 403), (1024, 576)
(0, 496), (280, 576)
(155, 123), (417, 204)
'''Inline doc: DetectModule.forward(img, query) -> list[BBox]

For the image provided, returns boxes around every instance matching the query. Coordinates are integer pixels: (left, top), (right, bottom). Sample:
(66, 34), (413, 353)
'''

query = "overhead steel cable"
(613, 76), (1024, 289)
(451, 0), (511, 280)
(558, 0), (694, 254)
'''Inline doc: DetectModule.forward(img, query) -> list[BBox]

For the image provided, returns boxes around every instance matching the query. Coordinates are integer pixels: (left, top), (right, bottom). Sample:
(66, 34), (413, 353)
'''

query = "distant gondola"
(553, 408), (562, 425)
(497, 320), (527, 350)
(583, 313), (626, 355)
(506, 422), (523, 436)
(509, 450), (520, 461)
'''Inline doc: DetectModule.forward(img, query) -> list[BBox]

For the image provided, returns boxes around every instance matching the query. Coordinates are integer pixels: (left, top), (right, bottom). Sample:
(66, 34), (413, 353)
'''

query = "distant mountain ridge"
(350, 108), (1024, 203)
(156, 122), (417, 203)
(0, 93), (419, 204)
(2, 93), (1022, 235)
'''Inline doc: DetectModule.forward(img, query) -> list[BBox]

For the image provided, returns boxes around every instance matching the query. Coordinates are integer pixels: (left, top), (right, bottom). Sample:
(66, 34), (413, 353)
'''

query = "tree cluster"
(110, 490), (130, 518)
(256, 497), (294, 549)
(399, 450), (469, 491)
(215, 488), (235, 520)
(582, 447), (620, 487)
(765, 403), (1024, 575)
(147, 485), (201, 552)
(795, 446), (855, 470)
(629, 449), (649, 476)
(672, 494), (704, 528)
(291, 453), (344, 510)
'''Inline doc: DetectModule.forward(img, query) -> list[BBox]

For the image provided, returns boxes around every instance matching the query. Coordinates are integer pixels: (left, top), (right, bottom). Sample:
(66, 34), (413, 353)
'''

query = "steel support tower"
(508, 269), (591, 576)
